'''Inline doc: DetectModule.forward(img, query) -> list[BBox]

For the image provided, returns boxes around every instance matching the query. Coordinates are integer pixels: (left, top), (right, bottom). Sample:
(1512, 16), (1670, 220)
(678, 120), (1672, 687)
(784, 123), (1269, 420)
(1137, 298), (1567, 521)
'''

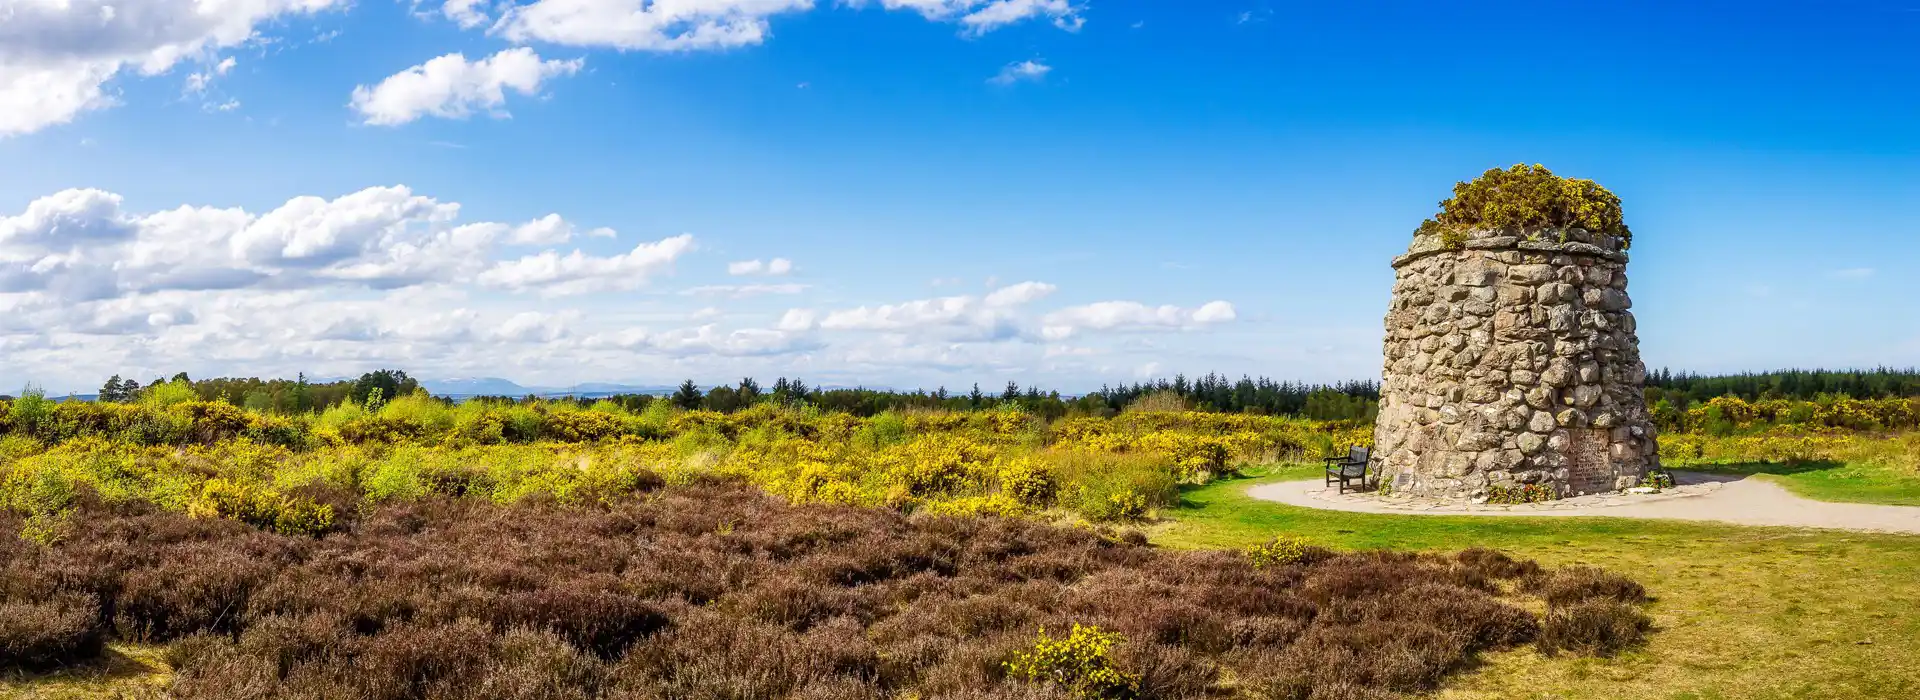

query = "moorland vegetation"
(4, 365), (1919, 696)
(2, 477), (1655, 699)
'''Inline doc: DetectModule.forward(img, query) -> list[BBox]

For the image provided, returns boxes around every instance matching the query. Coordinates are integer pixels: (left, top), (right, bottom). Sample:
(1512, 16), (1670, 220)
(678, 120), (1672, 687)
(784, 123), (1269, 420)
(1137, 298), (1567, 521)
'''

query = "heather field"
(3, 392), (1920, 698)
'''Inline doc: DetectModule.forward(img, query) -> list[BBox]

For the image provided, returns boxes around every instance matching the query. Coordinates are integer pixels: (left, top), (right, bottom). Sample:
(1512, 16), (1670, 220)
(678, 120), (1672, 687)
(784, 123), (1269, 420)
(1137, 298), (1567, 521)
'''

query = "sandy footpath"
(1246, 471), (1920, 535)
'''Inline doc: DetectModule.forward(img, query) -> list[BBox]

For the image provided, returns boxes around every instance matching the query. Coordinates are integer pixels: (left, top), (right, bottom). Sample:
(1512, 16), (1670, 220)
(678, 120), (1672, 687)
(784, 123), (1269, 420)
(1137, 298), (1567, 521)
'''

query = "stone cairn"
(1371, 226), (1659, 500)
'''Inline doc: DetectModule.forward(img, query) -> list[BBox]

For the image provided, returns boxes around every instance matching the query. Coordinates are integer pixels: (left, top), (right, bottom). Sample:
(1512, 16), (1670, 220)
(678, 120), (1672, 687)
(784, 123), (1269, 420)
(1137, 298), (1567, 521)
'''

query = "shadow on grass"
(1679, 460), (1848, 477)
(2, 645), (166, 688)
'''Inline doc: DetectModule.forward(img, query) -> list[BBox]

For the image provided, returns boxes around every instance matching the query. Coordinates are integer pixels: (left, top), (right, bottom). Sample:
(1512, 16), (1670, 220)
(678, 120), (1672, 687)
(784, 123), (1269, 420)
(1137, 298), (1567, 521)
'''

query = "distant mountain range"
(421, 378), (679, 398)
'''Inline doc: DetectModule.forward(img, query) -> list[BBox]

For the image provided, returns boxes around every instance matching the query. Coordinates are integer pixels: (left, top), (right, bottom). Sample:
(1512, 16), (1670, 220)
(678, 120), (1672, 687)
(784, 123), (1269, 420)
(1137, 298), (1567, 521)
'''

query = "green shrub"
(544, 410), (625, 442)
(1418, 164), (1632, 248)
(9, 387), (53, 437)
(1487, 483), (1558, 504)
(852, 411), (909, 450)
(997, 458), (1057, 507)
(241, 414), (308, 448)
(1047, 451), (1177, 522)
(452, 410), (509, 446)
(138, 379), (199, 408)
(1005, 624), (1140, 699)
(187, 478), (335, 536)
(1245, 536), (1311, 568)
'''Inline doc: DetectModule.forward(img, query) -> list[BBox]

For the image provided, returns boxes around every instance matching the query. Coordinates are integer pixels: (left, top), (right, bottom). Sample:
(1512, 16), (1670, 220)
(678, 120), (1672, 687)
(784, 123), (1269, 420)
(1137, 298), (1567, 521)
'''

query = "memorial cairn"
(1371, 165), (1660, 501)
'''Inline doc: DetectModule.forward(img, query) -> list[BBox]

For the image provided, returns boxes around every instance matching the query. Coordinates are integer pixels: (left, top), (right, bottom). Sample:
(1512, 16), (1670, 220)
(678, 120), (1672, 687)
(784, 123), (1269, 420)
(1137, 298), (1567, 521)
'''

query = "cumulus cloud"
(1040, 300), (1236, 340)
(1, 186), (1253, 394)
(783, 281), (1054, 340)
(983, 281), (1055, 307)
(443, 0), (494, 28)
(876, 0), (1083, 34)
(684, 283), (809, 299)
(478, 234), (695, 296)
(0, 0), (347, 136)
(820, 296), (977, 331)
(0, 184), (694, 302)
(727, 258), (794, 276)
(583, 324), (814, 357)
(507, 214), (615, 245)
(487, 0), (1080, 50)
(989, 59), (1051, 85)
(0, 0), (1087, 136)
(490, 0), (816, 50)
(350, 48), (583, 126)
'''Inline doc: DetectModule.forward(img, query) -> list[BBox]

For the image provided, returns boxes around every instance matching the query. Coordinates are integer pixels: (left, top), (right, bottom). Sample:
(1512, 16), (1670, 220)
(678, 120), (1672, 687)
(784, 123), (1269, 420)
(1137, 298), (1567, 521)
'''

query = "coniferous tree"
(98, 375), (127, 402)
(673, 380), (703, 410)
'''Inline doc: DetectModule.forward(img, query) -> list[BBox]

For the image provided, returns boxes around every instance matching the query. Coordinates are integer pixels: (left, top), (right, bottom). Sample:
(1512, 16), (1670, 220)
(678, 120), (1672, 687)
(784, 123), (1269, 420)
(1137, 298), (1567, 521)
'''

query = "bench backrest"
(1349, 446), (1369, 463)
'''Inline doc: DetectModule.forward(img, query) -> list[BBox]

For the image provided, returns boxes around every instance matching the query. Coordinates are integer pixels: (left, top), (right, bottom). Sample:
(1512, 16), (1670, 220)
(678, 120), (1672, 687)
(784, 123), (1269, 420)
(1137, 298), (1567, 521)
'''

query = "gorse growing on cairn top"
(1416, 164), (1632, 249)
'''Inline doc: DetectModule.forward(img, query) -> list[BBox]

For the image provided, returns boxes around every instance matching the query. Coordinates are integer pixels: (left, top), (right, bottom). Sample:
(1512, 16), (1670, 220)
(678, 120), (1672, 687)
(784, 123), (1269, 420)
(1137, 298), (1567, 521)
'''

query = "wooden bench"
(1323, 446), (1370, 494)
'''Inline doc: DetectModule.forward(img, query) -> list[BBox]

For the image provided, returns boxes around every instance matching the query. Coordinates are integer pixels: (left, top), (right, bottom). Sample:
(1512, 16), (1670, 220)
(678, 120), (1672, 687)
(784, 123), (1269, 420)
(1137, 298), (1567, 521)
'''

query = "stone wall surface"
(1372, 227), (1658, 500)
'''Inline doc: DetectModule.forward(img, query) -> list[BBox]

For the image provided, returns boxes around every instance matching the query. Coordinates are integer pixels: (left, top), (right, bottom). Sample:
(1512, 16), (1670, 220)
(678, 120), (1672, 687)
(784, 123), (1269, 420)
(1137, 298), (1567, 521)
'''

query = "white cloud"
(821, 296), (977, 330)
(350, 48), (583, 126)
(0, 0), (347, 136)
(958, 0), (1081, 34)
(989, 60), (1051, 85)
(983, 281), (1055, 307)
(0, 188), (139, 250)
(0, 184), (696, 302)
(875, 0), (1083, 34)
(443, 0), (494, 28)
(1833, 267), (1875, 279)
(507, 214), (614, 245)
(484, 0), (1083, 50)
(1040, 300), (1237, 340)
(583, 324), (813, 357)
(478, 234), (695, 296)
(776, 308), (817, 331)
(491, 0), (816, 50)
(789, 282), (1054, 340)
(184, 56), (237, 95)
(0, 187), (1263, 394)
(684, 283), (810, 298)
(490, 311), (574, 342)
(727, 257), (794, 276)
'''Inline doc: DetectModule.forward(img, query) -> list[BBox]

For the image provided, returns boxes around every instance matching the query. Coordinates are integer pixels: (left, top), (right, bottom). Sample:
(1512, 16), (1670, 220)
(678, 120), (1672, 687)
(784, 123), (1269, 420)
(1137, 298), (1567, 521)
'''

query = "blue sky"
(2, 0), (1917, 394)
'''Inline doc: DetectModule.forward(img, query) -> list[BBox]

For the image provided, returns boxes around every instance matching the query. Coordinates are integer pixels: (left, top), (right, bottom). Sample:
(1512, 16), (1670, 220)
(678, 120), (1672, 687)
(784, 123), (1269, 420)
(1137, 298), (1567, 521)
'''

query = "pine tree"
(673, 380), (703, 410)
(99, 375), (126, 402)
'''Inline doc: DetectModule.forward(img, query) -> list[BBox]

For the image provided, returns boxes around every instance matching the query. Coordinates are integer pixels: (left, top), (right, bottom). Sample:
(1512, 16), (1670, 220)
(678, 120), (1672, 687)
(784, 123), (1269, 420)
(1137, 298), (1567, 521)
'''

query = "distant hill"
(420, 377), (532, 396)
(420, 377), (677, 398)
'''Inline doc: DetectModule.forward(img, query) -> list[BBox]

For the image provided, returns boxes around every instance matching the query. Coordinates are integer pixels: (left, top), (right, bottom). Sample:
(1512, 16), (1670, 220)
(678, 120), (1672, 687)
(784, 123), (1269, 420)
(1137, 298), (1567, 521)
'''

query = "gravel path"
(1246, 471), (1920, 534)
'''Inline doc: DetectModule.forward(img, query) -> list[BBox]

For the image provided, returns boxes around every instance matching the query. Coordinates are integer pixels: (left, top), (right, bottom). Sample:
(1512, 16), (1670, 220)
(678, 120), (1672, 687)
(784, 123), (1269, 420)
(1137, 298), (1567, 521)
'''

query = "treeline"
(1091, 374), (1380, 421)
(90, 370), (417, 413)
(524, 374), (1379, 422)
(1646, 368), (1920, 405)
(36, 370), (1384, 422)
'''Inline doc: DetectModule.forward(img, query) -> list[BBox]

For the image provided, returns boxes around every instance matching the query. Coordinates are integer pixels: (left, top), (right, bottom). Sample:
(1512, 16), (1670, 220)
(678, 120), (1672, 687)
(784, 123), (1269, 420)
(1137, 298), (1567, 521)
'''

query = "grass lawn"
(1671, 459), (1920, 507)
(1154, 465), (1920, 699)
